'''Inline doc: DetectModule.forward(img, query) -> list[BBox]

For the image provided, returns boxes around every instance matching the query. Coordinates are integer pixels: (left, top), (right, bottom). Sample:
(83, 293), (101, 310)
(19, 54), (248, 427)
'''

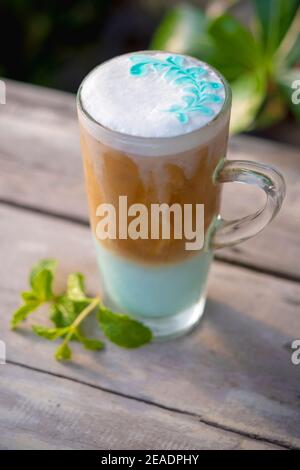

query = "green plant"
(11, 259), (152, 361)
(150, 0), (300, 133)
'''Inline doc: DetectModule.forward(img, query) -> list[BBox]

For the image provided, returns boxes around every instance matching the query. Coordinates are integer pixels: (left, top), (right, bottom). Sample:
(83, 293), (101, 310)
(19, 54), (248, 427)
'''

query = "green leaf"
(67, 273), (86, 301)
(150, 4), (211, 59)
(98, 307), (152, 348)
(254, 0), (300, 55)
(208, 14), (263, 80)
(11, 300), (41, 329)
(55, 342), (72, 361)
(230, 71), (267, 133)
(277, 68), (300, 120)
(51, 295), (90, 328)
(50, 297), (71, 327)
(29, 259), (57, 301)
(29, 259), (57, 289)
(76, 331), (104, 351)
(32, 325), (70, 340)
(21, 291), (38, 302)
(32, 269), (54, 301)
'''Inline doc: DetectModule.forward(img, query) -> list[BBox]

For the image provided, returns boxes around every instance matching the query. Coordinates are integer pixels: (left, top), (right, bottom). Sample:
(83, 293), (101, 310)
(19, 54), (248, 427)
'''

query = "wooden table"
(0, 80), (299, 450)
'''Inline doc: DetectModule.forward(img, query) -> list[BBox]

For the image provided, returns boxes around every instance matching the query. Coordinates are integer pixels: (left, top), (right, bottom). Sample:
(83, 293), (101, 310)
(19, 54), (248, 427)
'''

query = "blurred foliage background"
(0, 0), (160, 91)
(0, 0), (299, 138)
(151, 0), (300, 134)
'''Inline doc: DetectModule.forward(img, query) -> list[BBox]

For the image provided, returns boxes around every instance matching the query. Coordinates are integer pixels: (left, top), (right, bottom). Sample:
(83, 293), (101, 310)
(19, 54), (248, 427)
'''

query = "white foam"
(79, 52), (226, 139)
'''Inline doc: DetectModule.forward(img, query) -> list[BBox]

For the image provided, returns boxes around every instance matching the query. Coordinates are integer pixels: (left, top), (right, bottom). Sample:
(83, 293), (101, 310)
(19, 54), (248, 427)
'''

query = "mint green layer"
(94, 240), (212, 318)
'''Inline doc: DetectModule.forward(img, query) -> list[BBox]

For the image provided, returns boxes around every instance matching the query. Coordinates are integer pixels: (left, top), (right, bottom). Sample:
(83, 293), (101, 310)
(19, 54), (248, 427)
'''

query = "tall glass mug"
(77, 51), (285, 339)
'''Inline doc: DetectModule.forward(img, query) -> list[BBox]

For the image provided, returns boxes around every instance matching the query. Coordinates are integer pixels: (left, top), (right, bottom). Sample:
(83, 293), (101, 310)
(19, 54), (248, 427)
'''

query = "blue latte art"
(130, 54), (224, 124)
(80, 51), (226, 138)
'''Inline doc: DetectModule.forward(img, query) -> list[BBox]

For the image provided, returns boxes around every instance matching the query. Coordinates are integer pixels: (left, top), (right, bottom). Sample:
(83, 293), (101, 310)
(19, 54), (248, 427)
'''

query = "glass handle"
(212, 159), (286, 249)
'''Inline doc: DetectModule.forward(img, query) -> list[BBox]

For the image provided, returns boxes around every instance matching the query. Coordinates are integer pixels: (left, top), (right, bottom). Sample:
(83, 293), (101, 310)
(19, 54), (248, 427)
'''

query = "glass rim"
(76, 50), (232, 152)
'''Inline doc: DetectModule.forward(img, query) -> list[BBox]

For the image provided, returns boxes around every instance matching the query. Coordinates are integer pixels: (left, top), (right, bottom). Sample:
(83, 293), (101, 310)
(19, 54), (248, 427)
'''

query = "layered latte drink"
(77, 51), (231, 338)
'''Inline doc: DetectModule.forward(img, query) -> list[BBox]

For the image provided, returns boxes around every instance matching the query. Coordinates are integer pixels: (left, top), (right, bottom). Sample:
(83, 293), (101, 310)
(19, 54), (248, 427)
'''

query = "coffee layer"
(80, 123), (228, 264)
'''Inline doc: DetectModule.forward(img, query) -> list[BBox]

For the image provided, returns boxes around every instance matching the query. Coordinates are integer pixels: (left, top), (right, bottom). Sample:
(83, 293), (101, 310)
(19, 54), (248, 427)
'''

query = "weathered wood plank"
(0, 80), (84, 220)
(0, 80), (299, 278)
(0, 204), (299, 448)
(0, 363), (282, 450)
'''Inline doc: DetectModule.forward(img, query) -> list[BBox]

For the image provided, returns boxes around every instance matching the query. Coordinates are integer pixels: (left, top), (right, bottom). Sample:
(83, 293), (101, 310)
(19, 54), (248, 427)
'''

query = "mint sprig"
(11, 259), (152, 361)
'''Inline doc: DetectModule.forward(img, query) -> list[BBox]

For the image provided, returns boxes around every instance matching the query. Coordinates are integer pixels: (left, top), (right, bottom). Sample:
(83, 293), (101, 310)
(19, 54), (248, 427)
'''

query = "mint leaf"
(55, 342), (72, 361)
(11, 259), (58, 329)
(32, 325), (70, 340)
(33, 270), (54, 301)
(98, 307), (152, 348)
(76, 331), (104, 351)
(11, 300), (41, 329)
(50, 297), (72, 327)
(29, 259), (57, 301)
(30, 259), (57, 289)
(67, 273), (86, 300)
(51, 295), (91, 328)
(21, 291), (38, 302)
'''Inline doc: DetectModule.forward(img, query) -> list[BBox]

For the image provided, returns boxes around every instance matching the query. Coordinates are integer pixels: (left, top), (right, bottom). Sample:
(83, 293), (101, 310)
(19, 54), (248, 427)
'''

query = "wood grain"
(0, 80), (299, 278)
(0, 363), (282, 450)
(1, 204), (299, 448)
